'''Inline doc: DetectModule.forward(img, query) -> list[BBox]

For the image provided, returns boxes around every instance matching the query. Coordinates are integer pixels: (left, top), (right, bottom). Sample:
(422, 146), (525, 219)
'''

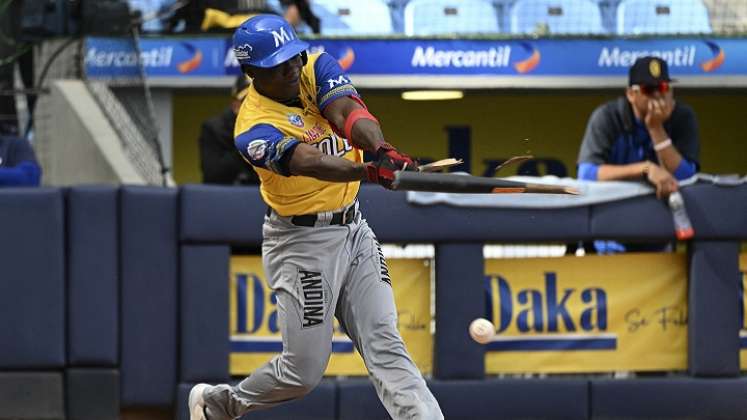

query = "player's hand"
(645, 163), (678, 199)
(365, 143), (418, 189)
(645, 93), (674, 130)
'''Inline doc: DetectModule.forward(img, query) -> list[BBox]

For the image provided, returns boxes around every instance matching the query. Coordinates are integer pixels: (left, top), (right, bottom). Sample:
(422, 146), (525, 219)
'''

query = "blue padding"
(66, 368), (120, 420)
(434, 243), (485, 379)
(590, 195), (674, 240)
(0, 188), (65, 368)
(358, 185), (590, 242)
(338, 378), (589, 420)
(0, 372), (65, 418)
(681, 184), (747, 239)
(430, 379), (589, 420)
(337, 378), (390, 420)
(67, 186), (119, 366)
(176, 381), (337, 420)
(120, 186), (178, 407)
(689, 241), (740, 377)
(180, 245), (230, 382)
(180, 184), (265, 245)
(591, 378), (747, 418)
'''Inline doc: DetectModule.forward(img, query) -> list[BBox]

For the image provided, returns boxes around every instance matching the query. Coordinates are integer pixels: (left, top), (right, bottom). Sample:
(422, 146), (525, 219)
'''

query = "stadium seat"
(616, 0), (712, 34)
(127, 0), (177, 33)
(510, 0), (607, 34)
(404, 0), (500, 36)
(312, 0), (394, 35)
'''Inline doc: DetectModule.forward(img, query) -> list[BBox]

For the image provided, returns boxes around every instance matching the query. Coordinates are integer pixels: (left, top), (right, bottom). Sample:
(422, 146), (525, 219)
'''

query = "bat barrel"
(392, 171), (578, 195)
(393, 171), (528, 193)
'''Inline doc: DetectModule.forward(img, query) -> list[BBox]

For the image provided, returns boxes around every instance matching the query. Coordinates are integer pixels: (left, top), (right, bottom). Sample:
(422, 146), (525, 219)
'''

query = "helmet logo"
(649, 59), (661, 78)
(271, 27), (293, 48)
(235, 43), (253, 61)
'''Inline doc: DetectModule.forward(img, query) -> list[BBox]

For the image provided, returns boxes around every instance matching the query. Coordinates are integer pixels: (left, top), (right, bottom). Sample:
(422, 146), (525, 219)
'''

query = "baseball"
(469, 318), (494, 344)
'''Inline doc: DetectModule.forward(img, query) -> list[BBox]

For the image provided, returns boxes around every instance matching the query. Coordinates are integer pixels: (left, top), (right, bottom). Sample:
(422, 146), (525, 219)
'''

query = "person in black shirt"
(577, 56), (700, 254)
(578, 56), (700, 198)
(198, 74), (259, 185)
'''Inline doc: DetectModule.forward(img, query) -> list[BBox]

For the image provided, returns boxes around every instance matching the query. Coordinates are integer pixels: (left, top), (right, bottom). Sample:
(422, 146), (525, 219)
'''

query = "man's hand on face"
(644, 92), (675, 130)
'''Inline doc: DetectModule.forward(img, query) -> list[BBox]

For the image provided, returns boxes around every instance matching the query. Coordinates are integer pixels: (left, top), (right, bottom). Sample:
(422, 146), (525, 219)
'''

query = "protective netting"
(86, 81), (165, 185)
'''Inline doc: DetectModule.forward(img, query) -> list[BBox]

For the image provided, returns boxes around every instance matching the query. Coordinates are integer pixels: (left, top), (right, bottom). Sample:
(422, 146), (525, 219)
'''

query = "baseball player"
(188, 14), (443, 420)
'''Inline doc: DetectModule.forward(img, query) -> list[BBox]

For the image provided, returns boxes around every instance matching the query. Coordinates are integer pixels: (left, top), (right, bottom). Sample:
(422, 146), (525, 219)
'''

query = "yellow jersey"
(234, 52), (363, 216)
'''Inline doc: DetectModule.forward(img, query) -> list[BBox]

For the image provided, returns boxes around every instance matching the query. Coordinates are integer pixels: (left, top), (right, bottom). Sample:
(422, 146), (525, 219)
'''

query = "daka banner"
(229, 256), (433, 376)
(484, 253), (688, 373)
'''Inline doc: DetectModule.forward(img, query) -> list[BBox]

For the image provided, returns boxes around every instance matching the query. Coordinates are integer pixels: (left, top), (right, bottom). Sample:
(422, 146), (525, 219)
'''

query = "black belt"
(267, 203), (357, 227)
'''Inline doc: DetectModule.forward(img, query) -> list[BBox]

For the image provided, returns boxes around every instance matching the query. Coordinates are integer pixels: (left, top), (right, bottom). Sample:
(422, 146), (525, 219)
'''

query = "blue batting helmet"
(233, 14), (309, 68)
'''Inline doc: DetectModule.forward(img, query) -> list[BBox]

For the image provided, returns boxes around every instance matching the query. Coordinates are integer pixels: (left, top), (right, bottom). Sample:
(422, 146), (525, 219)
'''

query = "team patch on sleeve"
(314, 52), (359, 110)
(235, 124), (300, 176)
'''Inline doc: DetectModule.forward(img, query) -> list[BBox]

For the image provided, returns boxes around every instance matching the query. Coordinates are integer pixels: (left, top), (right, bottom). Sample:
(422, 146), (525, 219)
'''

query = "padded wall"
(120, 186), (179, 407)
(67, 186), (119, 366)
(359, 185), (589, 242)
(0, 372), (65, 419)
(180, 245), (231, 382)
(176, 381), (338, 420)
(434, 243), (485, 379)
(180, 185), (264, 245)
(688, 241), (741, 377)
(590, 195), (674, 240)
(591, 378), (747, 419)
(431, 379), (589, 420)
(681, 184), (747, 239)
(337, 378), (589, 420)
(66, 368), (119, 420)
(0, 188), (65, 368)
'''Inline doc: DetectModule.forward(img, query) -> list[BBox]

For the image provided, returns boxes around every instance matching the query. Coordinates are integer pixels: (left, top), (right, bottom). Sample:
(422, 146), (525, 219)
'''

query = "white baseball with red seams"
(469, 318), (495, 344)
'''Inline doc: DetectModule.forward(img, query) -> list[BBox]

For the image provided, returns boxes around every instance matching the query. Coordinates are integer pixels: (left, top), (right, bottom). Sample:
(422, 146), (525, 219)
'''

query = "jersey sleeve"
(235, 124), (300, 177)
(314, 52), (360, 111)
(577, 104), (614, 166)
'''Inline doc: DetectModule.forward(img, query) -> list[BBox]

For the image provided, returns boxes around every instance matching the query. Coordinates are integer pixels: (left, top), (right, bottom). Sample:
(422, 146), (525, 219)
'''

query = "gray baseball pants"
(203, 203), (443, 420)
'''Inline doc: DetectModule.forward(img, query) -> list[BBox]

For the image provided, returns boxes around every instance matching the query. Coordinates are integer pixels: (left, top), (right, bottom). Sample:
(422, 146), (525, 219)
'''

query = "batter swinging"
(188, 14), (443, 420)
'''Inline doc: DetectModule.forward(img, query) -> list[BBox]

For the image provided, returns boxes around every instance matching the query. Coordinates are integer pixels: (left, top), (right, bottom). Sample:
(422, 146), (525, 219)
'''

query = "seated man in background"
(0, 134), (41, 187)
(577, 56), (700, 253)
(198, 74), (259, 185)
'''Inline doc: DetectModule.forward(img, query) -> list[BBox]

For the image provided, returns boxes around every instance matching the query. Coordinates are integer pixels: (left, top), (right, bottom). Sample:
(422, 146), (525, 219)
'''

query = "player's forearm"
(324, 96), (386, 153)
(596, 162), (649, 181)
(288, 146), (366, 182)
(348, 118), (386, 152)
(648, 126), (683, 174)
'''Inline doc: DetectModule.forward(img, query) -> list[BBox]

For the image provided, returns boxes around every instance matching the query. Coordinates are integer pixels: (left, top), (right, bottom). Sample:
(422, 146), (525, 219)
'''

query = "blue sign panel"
(84, 37), (746, 81)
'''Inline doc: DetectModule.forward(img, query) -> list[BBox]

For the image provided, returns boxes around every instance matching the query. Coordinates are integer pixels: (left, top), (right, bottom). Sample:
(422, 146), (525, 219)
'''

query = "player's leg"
(194, 221), (348, 419)
(201, 288), (335, 419)
(336, 221), (443, 420)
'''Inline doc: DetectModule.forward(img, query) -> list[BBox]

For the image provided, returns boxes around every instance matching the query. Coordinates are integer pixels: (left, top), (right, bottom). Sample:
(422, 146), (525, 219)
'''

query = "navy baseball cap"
(628, 56), (674, 87)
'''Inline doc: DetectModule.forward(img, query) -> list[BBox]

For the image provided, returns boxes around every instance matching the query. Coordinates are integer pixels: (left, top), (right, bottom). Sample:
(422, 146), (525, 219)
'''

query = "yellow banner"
(739, 253), (747, 369)
(485, 253), (688, 374)
(229, 256), (433, 376)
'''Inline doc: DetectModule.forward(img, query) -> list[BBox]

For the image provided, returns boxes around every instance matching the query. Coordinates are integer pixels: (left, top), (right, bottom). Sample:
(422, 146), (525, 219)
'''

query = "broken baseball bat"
(392, 171), (580, 195)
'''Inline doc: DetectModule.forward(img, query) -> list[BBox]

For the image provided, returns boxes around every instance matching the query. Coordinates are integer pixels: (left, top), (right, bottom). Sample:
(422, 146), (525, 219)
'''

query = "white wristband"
(654, 138), (672, 151)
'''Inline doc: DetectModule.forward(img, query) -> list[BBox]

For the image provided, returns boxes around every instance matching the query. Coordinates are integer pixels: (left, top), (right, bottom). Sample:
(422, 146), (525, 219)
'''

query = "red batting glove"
(365, 143), (418, 189)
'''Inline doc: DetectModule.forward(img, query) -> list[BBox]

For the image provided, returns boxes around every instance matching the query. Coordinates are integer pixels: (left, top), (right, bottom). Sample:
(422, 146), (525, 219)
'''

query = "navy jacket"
(0, 135), (41, 186)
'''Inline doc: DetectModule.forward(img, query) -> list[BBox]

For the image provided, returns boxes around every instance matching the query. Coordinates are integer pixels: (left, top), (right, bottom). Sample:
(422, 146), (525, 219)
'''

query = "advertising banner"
(85, 37), (747, 83)
(230, 256), (433, 376)
(485, 253), (688, 373)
